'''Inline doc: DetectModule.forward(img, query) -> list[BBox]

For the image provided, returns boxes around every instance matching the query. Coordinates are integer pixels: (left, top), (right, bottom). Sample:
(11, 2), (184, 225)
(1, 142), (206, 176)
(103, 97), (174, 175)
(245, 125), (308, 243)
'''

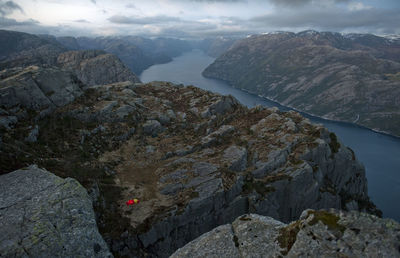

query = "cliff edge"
(172, 210), (400, 257)
(0, 165), (112, 257)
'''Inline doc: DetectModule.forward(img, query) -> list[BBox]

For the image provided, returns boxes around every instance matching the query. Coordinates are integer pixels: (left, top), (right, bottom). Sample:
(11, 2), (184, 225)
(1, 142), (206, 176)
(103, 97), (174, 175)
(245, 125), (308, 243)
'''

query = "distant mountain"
(123, 36), (192, 58)
(195, 37), (238, 57)
(56, 36), (81, 50)
(0, 30), (140, 87)
(70, 36), (192, 74)
(203, 31), (400, 137)
(0, 30), (66, 69)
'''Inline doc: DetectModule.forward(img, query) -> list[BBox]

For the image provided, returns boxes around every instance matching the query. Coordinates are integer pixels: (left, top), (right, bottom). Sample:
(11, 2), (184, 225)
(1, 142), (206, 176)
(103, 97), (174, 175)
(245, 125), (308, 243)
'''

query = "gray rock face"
(0, 80), (380, 258)
(25, 125), (39, 142)
(0, 115), (18, 129)
(0, 66), (83, 121)
(193, 162), (218, 176)
(0, 165), (112, 257)
(143, 119), (163, 136)
(170, 224), (240, 258)
(57, 50), (140, 86)
(223, 145), (247, 172)
(172, 210), (400, 258)
(201, 125), (236, 147)
(201, 96), (239, 118)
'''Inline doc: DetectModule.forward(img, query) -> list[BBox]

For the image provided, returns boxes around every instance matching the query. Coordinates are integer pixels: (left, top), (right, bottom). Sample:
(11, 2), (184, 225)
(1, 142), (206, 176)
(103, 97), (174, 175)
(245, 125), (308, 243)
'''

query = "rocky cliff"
(75, 36), (192, 74)
(203, 30), (400, 137)
(171, 209), (400, 257)
(57, 50), (140, 86)
(0, 165), (112, 257)
(0, 30), (142, 88)
(0, 30), (192, 77)
(0, 65), (84, 129)
(0, 73), (379, 257)
(0, 30), (66, 69)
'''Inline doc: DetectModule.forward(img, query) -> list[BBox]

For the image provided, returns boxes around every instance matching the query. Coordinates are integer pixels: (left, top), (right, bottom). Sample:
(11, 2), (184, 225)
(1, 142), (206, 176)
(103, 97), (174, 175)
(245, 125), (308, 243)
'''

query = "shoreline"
(203, 74), (400, 140)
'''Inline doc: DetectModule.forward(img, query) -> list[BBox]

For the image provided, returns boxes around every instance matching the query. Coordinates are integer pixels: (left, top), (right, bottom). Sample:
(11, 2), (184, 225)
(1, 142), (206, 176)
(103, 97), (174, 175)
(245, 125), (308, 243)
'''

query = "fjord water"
(140, 49), (400, 222)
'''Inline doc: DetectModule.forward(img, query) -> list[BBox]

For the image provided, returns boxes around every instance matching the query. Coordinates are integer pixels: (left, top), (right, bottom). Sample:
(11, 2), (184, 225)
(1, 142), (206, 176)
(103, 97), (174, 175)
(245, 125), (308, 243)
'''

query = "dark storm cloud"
(268, 0), (311, 7)
(250, 7), (400, 33)
(0, 17), (37, 26)
(0, 0), (24, 16)
(108, 15), (181, 25)
(268, 0), (350, 7)
(191, 0), (246, 2)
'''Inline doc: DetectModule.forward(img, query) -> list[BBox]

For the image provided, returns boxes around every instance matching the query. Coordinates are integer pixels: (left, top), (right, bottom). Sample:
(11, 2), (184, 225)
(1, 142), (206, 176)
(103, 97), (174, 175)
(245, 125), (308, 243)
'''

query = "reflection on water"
(141, 49), (400, 222)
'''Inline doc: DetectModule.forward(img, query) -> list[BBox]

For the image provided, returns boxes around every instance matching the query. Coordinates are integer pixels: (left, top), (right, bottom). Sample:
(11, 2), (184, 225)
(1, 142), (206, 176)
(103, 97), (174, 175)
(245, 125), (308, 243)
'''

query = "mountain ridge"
(203, 30), (400, 137)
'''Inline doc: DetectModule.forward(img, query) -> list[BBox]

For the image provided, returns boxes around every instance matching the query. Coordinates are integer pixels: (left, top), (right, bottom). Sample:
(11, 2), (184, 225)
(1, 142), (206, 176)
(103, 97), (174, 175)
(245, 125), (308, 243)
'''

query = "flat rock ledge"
(171, 209), (400, 258)
(0, 165), (112, 257)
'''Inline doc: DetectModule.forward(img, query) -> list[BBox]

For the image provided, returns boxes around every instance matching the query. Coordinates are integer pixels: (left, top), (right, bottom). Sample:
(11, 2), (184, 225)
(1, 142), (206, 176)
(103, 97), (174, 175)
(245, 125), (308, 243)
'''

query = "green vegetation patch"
(307, 210), (346, 234)
(277, 220), (302, 255)
(242, 175), (276, 196)
(347, 147), (356, 160)
(329, 132), (340, 154)
(385, 72), (400, 81)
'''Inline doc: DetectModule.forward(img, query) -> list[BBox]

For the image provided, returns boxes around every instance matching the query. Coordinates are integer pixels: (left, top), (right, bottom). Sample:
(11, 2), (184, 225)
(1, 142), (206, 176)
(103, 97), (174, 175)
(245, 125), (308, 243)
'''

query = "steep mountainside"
(172, 210), (400, 257)
(57, 50), (140, 86)
(0, 30), (66, 69)
(0, 30), (191, 76)
(74, 36), (192, 74)
(0, 63), (379, 257)
(197, 37), (238, 57)
(75, 37), (156, 74)
(56, 36), (81, 50)
(203, 31), (400, 137)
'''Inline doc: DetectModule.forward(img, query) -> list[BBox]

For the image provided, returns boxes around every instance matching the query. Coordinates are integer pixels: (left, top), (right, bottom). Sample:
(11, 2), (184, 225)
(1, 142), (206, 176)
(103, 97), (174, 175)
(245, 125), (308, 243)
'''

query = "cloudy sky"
(0, 0), (399, 38)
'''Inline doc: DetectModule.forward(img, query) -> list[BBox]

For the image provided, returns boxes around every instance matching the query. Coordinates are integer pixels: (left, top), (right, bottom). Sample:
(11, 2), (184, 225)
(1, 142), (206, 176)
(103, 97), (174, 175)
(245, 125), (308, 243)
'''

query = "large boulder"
(171, 209), (400, 258)
(57, 50), (140, 86)
(0, 165), (112, 257)
(222, 145), (247, 172)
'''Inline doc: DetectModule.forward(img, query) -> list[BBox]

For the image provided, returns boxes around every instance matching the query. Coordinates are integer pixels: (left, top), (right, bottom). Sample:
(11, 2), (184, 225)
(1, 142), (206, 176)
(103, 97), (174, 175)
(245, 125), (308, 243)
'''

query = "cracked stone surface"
(0, 165), (112, 257)
(171, 210), (400, 258)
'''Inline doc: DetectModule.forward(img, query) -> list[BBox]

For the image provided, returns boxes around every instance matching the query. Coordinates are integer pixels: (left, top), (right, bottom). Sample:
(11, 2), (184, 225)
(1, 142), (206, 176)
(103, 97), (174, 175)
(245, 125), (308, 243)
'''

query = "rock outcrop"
(0, 78), (379, 257)
(171, 209), (400, 257)
(0, 65), (83, 125)
(203, 30), (400, 137)
(75, 36), (192, 74)
(0, 165), (112, 257)
(0, 30), (188, 78)
(57, 50), (140, 86)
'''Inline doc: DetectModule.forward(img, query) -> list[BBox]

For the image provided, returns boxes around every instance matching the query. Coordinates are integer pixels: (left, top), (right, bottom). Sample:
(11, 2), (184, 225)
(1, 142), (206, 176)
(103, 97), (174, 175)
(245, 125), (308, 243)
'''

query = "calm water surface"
(141, 49), (400, 222)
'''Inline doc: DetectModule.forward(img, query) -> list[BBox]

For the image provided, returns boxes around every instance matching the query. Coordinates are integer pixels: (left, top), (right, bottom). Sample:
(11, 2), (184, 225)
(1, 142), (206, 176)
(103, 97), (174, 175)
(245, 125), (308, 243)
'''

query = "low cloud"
(108, 15), (181, 25)
(125, 4), (136, 9)
(0, 0), (398, 39)
(73, 19), (90, 23)
(190, 0), (246, 2)
(0, 17), (38, 26)
(250, 7), (400, 34)
(268, 0), (350, 7)
(0, 0), (24, 16)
